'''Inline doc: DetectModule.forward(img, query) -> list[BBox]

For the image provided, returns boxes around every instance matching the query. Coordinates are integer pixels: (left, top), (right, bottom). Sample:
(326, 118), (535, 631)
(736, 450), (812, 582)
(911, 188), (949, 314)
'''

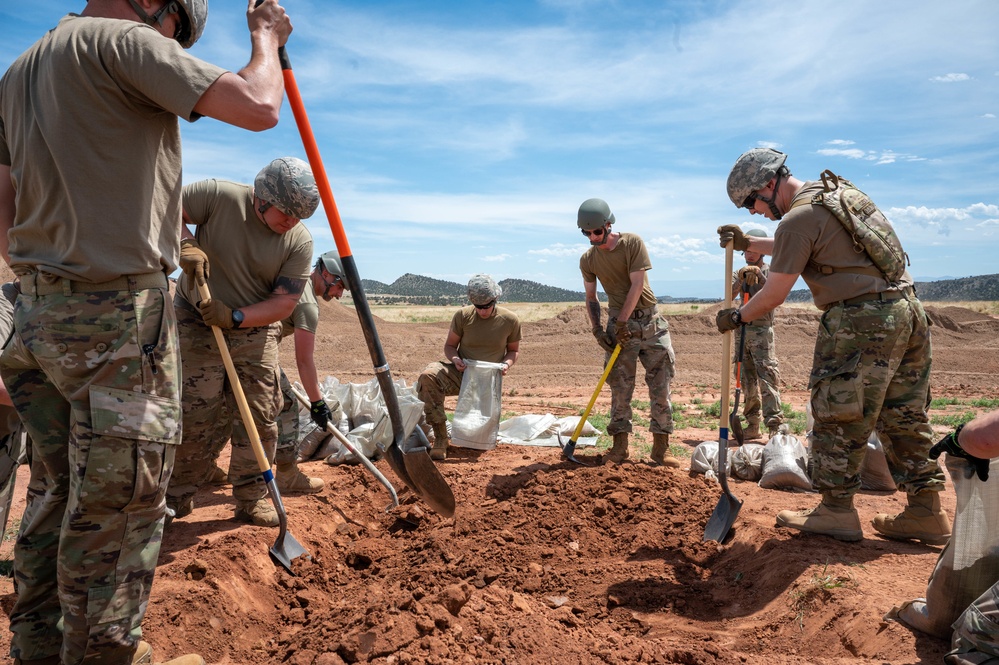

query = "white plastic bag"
(759, 431), (812, 491)
(860, 431), (897, 492)
(691, 441), (731, 482)
(731, 443), (766, 481)
(451, 360), (503, 450)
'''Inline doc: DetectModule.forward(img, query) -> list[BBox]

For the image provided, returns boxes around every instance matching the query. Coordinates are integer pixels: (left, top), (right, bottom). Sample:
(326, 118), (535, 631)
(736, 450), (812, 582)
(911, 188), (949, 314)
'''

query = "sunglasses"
(474, 300), (496, 310)
(742, 193), (758, 210)
(581, 227), (606, 238)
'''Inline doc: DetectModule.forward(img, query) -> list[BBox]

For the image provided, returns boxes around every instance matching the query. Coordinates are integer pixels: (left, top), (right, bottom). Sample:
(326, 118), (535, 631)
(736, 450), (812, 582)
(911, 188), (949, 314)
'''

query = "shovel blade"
(703, 493), (743, 543)
(399, 427), (456, 518)
(270, 531), (310, 572)
(557, 432), (590, 466)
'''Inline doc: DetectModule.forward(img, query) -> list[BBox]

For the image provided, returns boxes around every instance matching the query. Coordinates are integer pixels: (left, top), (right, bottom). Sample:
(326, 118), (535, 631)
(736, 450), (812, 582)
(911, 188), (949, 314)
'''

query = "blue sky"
(3, 1), (998, 298)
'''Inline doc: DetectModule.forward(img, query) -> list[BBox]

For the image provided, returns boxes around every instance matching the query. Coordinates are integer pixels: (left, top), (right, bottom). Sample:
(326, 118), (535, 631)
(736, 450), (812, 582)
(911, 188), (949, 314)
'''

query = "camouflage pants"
(417, 361), (462, 426)
(167, 304), (281, 507)
(947, 578), (999, 664)
(809, 297), (944, 499)
(604, 313), (675, 436)
(0, 281), (181, 663)
(275, 368), (301, 465)
(734, 324), (783, 428)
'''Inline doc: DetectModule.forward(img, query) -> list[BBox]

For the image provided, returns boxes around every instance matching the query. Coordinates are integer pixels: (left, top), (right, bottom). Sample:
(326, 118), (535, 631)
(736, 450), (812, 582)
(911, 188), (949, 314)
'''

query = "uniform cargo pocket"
(810, 353), (864, 424)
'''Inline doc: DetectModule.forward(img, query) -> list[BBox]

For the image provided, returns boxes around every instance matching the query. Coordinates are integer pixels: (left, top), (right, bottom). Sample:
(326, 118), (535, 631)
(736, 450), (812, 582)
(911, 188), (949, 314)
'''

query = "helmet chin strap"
(757, 171), (786, 220)
(590, 225), (611, 246)
(127, 0), (178, 29)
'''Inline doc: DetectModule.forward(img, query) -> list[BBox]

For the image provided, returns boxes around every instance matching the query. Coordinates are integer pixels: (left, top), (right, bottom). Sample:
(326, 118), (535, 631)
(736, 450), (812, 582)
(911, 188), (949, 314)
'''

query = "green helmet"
(726, 148), (787, 209)
(123, 0), (208, 48)
(577, 198), (615, 230)
(315, 251), (346, 282)
(255, 157), (320, 220)
(745, 228), (769, 238)
(467, 274), (502, 305)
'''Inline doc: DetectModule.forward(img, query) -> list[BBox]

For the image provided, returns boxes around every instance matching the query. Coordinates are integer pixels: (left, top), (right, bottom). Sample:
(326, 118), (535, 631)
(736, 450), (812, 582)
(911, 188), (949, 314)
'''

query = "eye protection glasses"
(581, 227), (606, 238)
(742, 193), (758, 210)
(474, 300), (496, 310)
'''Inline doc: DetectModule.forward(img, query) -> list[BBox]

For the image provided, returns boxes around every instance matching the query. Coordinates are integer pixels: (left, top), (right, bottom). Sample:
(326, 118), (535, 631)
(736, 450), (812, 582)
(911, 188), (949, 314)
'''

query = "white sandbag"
(759, 431), (812, 491)
(451, 360), (504, 450)
(860, 431), (897, 492)
(690, 441), (731, 482)
(498, 414), (557, 443)
(892, 456), (999, 639)
(297, 427), (333, 462)
(731, 443), (766, 481)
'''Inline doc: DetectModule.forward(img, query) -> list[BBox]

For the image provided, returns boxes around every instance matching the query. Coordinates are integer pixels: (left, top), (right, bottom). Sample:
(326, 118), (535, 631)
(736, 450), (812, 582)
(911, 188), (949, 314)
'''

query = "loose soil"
(3, 298), (999, 664)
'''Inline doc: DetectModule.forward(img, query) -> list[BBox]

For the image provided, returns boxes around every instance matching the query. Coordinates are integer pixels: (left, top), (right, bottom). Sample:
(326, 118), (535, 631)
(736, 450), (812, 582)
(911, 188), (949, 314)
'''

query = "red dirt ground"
(3, 298), (999, 664)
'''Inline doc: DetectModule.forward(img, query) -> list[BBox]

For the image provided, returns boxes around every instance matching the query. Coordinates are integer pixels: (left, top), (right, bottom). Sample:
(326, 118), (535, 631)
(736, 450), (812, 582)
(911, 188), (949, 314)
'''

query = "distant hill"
(354, 272), (999, 305)
(786, 273), (999, 304)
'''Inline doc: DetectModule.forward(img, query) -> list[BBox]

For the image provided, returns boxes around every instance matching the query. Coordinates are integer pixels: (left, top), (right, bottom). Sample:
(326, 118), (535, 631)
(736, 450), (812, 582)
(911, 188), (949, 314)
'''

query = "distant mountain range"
(356, 273), (999, 305)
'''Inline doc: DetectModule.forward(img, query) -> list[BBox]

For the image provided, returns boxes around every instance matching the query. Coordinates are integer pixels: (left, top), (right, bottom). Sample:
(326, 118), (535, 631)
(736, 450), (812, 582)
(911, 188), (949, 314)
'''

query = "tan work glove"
(717, 224), (749, 251)
(179, 238), (210, 286)
(738, 265), (765, 287)
(614, 319), (633, 344)
(592, 325), (615, 353)
(197, 297), (234, 329)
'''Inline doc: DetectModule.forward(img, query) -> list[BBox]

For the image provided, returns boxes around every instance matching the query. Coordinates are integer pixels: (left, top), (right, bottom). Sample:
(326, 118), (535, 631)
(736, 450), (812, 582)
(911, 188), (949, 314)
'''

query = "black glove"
(310, 400), (332, 430)
(718, 224), (749, 251)
(929, 425), (989, 482)
(592, 326), (615, 353)
(715, 308), (743, 333)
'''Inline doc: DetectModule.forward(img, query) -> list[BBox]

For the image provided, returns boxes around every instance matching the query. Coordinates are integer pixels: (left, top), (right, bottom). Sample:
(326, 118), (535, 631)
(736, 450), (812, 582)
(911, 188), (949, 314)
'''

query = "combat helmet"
(255, 157), (321, 220)
(122, 0), (208, 48)
(467, 274), (502, 306)
(727, 148), (788, 219)
(314, 251), (349, 300)
(577, 198), (615, 230)
(745, 228), (769, 238)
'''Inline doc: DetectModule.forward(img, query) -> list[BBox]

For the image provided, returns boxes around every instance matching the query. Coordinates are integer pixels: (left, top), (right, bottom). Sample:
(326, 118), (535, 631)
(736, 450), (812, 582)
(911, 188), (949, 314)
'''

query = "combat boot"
(775, 493), (863, 541)
(276, 462), (325, 494)
(872, 492), (951, 545)
(206, 463), (228, 485)
(13, 656), (60, 664)
(430, 422), (449, 461)
(744, 421), (762, 440)
(133, 641), (206, 665)
(605, 432), (630, 464)
(650, 433), (681, 468)
(234, 498), (279, 527)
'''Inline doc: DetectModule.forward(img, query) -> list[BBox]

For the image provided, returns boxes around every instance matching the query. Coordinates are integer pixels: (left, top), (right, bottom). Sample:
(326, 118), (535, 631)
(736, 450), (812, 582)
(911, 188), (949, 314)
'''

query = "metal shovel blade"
(399, 428), (456, 517)
(703, 428), (744, 543)
(557, 431), (590, 466)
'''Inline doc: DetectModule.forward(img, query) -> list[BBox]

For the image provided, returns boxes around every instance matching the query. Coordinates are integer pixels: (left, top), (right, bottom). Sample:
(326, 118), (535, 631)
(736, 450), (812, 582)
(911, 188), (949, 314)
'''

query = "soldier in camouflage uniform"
(0, 0), (292, 662)
(272, 252), (348, 480)
(576, 199), (679, 468)
(168, 157), (319, 529)
(0, 284), (26, 542)
(717, 148), (948, 543)
(925, 411), (999, 663)
(417, 275), (521, 461)
(731, 228), (784, 439)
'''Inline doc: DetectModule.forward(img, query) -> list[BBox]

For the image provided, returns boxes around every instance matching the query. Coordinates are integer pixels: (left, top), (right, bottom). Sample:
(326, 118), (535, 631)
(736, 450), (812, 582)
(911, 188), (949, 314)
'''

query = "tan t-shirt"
(451, 306), (522, 363)
(770, 180), (913, 310)
(732, 261), (774, 327)
(177, 180), (313, 309)
(579, 233), (658, 311)
(280, 283), (319, 340)
(0, 15), (226, 282)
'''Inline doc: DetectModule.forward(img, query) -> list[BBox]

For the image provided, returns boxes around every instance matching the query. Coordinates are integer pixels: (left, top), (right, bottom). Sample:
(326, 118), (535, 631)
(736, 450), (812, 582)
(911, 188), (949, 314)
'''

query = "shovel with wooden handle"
(558, 343), (622, 466)
(196, 281), (309, 572)
(703, 241), (744, 543)
(288, 383), (399, 512)
(276, 42), (455, 519)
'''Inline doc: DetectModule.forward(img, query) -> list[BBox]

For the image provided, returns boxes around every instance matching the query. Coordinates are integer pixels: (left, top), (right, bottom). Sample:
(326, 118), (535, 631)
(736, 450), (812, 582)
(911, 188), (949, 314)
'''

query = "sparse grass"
(3, 516), (19, 543)
(631, 399), (651, 411)
(970, 397), (999, 409)
(788, 562), (858, 630)
(781, 402), (808, 435)
(930, 396), (962, 408)
(930, 411), (977, 428)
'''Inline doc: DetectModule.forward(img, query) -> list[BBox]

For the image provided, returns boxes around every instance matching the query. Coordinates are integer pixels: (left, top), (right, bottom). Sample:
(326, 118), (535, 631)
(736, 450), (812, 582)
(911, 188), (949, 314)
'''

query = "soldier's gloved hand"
(310, 400), (332, 430)
(179, 238), (210, 286)
(929, 426), (990, 482)
(614, 319), (633, 344)
(592, 325), (615, 353)
(715, 308), (743, 333)
(197, 297), (234, 329)
(738, 265), (765, 287)
(717, 224), (749, 251)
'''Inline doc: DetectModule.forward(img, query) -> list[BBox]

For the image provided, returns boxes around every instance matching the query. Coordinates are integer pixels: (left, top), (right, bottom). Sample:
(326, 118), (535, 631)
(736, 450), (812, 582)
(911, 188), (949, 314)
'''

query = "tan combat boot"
(744, 421), (762, 440)
(776, 493), (863, 541)
(430, 422), (449, 461)
(605, 432), (630, 464)
(133, 641), (206, 665)
(206, 463), (228, 485)
(276, 462), (325, 494)
(234, 498), (279, 527)
(650, 433), (681, 468)
(872, 492), (951, 545)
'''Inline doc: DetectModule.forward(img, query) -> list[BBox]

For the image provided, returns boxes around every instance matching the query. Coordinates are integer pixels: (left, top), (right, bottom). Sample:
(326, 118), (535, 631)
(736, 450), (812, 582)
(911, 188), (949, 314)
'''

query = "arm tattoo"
(587, 300), (602, 329)
(272, 275), (306, 296)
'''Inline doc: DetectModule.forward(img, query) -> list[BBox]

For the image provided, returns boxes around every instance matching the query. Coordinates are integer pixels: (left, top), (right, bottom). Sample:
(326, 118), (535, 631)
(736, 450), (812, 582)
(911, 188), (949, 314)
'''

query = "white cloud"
(482, 253), (512, 262)
(929, 73), (970, 82)
(817, 148), (867, 159)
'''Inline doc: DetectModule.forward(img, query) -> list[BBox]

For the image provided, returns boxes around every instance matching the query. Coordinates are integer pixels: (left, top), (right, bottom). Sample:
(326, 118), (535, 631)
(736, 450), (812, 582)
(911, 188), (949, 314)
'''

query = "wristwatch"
(231, 309), (245, 329)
